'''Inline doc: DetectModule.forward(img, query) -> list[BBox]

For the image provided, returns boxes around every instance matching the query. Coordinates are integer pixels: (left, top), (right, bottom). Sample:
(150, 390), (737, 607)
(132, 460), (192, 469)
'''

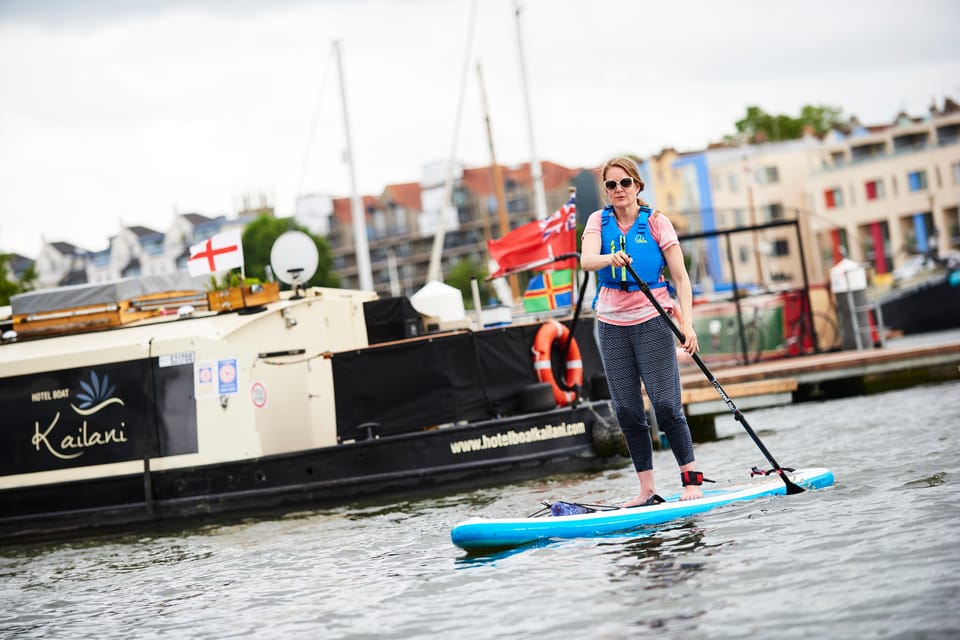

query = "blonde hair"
(602, 157), (648, 207)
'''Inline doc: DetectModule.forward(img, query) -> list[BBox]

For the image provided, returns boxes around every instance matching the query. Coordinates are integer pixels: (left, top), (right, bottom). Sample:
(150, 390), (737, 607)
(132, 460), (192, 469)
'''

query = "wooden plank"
(681, 378), (798, 405)
(641, 375), (798, 410)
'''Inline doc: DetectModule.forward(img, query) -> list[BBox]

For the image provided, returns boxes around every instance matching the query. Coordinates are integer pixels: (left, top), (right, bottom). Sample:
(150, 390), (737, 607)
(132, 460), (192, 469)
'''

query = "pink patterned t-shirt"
(582, 208), (679, 326)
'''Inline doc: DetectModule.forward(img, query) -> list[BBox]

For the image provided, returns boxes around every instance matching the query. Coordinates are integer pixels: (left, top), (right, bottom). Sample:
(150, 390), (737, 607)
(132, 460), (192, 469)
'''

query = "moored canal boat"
(0, 274), (625, 544)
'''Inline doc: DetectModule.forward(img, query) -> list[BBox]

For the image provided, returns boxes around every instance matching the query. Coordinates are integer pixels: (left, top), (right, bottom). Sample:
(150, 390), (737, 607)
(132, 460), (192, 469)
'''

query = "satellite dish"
(270, 231), (318, 298)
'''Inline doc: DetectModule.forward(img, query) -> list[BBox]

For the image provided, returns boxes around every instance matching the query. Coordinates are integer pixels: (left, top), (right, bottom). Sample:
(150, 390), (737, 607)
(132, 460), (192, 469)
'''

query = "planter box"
(207, 282), (280, 312)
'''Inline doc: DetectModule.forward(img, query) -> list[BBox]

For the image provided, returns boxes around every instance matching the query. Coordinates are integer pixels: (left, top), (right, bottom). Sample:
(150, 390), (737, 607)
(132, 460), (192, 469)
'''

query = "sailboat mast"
(514, 0), (548, 221)
(334, 40), (374, 291)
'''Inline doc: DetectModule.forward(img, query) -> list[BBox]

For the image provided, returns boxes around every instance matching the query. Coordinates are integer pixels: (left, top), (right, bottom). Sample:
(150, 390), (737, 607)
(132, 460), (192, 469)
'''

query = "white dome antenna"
(270, 231), (319, 299)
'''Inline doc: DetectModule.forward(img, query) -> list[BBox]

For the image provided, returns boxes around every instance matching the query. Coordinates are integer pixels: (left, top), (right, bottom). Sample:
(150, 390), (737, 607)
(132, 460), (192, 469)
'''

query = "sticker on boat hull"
(251, 382), (267, 409)
(218, 358), (238, 395)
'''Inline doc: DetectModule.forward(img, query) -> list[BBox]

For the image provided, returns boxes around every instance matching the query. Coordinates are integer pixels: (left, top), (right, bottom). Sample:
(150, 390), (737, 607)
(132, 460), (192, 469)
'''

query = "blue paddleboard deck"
(450, 467), (834, 551)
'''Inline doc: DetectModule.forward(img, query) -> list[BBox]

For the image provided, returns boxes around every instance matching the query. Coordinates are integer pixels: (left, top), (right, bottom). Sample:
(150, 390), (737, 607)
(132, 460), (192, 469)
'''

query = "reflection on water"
(2, 380), (959, 640)
(600, 522), (711, 583)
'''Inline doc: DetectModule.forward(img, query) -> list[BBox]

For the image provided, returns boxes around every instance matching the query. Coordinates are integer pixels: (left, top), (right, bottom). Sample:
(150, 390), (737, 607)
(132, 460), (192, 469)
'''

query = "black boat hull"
(879, 272), (960, 335)
(0, 401), (624, 544)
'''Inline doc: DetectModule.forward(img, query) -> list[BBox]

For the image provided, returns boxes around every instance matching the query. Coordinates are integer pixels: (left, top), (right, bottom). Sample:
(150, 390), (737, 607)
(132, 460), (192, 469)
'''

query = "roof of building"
(58, 269), (88, 286)
(331, 195), (382, 225)
(382, 182), (422, 211)
(50, 241), (85, 255)
(460, 160), (583, 197)
(181, 212), (217, 225)
(127, 225), (163, 239)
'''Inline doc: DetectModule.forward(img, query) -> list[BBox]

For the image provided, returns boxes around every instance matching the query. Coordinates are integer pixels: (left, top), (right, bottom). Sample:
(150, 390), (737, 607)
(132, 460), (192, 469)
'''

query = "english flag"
(187, 229), (244, 277)
(487, 193), (577, 279)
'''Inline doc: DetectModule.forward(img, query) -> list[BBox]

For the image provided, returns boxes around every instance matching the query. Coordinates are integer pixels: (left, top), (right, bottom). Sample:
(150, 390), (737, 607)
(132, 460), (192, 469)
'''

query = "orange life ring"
(532, 320), (583, 407)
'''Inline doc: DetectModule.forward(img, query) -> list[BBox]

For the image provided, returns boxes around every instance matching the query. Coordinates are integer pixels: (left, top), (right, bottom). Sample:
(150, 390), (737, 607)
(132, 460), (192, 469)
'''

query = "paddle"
(623, 263), (805, 495)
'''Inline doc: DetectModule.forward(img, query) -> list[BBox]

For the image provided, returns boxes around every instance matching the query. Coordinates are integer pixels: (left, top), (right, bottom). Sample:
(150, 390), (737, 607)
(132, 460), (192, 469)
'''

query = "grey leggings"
(598, 316), (695, 472)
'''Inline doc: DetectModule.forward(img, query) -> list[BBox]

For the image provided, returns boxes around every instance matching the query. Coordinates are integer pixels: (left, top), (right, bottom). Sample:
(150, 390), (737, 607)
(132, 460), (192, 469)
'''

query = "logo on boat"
(4, 359), (199, 477)
(31, 370), (128, 461)
(73, 371), (123, 414)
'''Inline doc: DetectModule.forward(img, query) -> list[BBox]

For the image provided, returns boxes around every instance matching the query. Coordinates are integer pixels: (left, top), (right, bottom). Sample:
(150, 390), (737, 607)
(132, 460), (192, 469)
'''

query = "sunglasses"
(604, 177), (635, 191)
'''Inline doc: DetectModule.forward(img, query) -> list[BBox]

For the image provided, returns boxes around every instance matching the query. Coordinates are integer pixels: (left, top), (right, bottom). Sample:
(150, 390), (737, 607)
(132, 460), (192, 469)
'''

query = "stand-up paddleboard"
(451, 467), (834, 552)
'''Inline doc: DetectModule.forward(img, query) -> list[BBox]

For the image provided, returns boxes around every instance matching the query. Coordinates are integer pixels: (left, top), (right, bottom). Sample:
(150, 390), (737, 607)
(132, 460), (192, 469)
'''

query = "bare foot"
(623, 492), (657, 507)
(680, 485), (703, 501)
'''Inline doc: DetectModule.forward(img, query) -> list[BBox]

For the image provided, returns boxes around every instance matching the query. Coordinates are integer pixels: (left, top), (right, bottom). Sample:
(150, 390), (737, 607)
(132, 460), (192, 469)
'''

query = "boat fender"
(520, 382), (556, 413)
(589, 373), (610, 400)
(588, 405), (630, 459)
(531, 320), (584, 407)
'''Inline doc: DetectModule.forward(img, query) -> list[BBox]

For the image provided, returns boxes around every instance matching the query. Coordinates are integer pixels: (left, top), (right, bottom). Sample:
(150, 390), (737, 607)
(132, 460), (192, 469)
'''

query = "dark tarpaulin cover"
(362, 297), (422, 344)
(332, 319), (604, 440)
(10, 273), (208, 315)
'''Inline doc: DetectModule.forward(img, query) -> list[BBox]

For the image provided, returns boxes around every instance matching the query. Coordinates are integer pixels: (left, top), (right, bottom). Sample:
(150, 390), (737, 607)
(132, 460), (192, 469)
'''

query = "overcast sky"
(1, 0), (958, 258)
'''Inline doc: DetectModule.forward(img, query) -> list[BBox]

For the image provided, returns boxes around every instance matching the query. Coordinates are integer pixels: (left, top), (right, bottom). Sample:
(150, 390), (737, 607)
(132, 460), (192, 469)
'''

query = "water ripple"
(2, 380), (959, 639)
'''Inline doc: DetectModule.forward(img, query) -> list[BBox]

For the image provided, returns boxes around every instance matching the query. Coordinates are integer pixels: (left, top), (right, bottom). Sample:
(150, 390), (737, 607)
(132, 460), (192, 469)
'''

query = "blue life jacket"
(595, 205), (669, 301)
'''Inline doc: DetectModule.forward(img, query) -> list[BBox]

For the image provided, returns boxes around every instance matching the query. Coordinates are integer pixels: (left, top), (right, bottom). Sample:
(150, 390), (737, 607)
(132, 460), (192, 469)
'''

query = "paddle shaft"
(623, 263), (804, 494)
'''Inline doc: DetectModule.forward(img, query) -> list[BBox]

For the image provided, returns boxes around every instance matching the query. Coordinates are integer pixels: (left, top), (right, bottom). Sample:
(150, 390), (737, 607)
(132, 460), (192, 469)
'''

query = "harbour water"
(2, 377), (958, 639)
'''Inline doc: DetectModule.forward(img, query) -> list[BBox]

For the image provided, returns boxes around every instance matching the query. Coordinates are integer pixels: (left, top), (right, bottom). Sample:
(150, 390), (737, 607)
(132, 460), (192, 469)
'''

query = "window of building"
(953, 161), (960, 185)
(738, 246), (751, 264)
(734, 209), (745, 227)
(937, 123), (959, 146)
(865, 179), (885, 201)
(771, 239), (790, 256)
(763, 203), (784, 221)
(758, 166), (779, 184)
(825, 187), (843, 208)
(507, 195), (529, 214)
(850, 142), (886, 163)
(908, 170), (928, 191)
(728, 173), (739, 192)
(371, 211), (387, 238)
(893, 132), (929, 154)
(485, 195), (498, 215)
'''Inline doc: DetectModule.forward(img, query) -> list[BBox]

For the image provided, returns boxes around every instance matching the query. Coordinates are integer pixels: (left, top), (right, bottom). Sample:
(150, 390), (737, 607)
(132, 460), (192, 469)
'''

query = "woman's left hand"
(680, 324), (698, 354)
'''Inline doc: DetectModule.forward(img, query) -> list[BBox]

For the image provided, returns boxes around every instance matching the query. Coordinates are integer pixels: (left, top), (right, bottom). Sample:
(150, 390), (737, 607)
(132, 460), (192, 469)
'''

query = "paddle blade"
(781, 471), (806, 495)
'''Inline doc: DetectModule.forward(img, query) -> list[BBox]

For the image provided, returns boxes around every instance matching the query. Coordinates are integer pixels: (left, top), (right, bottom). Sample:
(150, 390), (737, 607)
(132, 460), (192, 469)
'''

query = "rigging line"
(296, 46), (336, 200)
(426, 0), (479, 283)
(446, 0), (479, 174)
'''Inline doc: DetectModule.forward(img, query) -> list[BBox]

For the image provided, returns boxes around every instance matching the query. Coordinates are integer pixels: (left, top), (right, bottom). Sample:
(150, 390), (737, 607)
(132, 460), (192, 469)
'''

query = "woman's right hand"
(609, 251), (632, 267)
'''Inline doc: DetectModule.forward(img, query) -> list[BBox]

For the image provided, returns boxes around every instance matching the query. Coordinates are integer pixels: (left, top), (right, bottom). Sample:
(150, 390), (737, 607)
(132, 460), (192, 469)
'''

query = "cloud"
(1, 0), (958, 257)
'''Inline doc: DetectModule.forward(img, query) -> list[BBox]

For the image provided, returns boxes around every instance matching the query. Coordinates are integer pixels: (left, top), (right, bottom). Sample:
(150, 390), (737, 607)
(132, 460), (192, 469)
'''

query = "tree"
(729, 104), (845, 143)
(0, 254), (37, 306)
(241, 215), (340, 289)
(446, 258), (491, 309)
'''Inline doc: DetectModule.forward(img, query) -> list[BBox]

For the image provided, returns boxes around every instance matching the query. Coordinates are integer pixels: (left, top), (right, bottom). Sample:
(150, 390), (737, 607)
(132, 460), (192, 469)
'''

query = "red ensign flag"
(487, 194), (576, 278)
